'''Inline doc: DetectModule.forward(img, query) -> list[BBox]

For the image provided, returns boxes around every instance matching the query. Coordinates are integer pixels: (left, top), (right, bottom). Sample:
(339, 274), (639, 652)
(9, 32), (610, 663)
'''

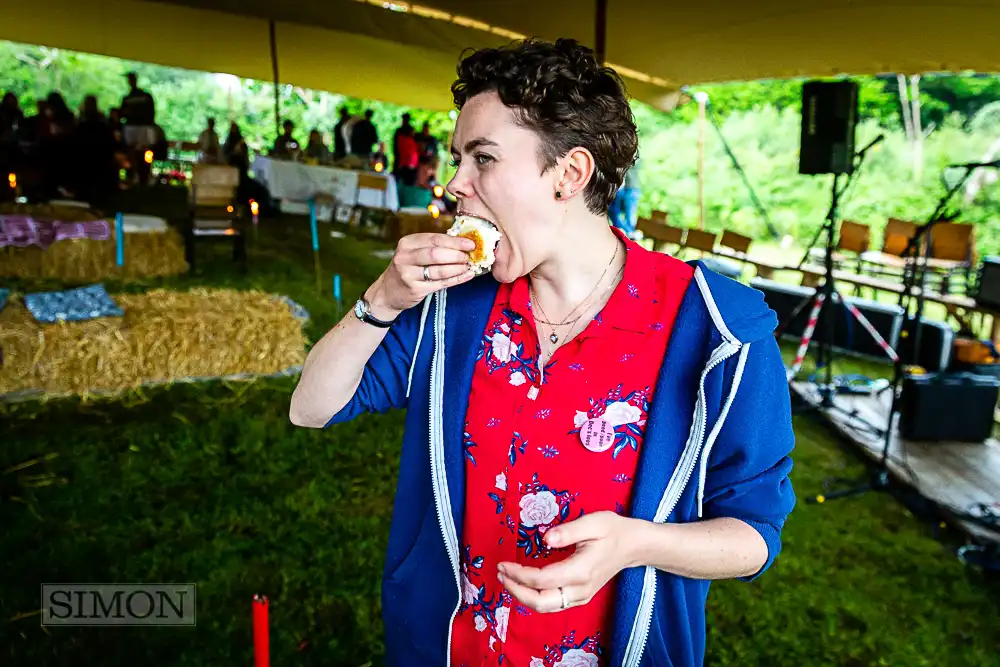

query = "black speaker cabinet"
(897, 317), (955, 372)
(799, 80), (859, 175)
(752, 278), (903, 361)
(975, 256), (1000, 310)
(900, 372), (999, 442)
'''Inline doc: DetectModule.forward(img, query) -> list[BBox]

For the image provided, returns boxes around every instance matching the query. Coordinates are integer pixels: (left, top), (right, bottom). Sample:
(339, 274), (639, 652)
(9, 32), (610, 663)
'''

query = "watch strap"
(356, 298), (395, 328)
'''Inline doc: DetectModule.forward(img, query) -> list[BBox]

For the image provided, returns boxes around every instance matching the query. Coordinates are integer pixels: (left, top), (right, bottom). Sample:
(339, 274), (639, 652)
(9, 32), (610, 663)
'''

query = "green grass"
(3, 218), (1000, 666)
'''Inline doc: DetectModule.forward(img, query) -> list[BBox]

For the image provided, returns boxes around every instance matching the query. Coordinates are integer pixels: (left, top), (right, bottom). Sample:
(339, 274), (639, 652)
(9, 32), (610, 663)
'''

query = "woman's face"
(447, 91), (563, 283)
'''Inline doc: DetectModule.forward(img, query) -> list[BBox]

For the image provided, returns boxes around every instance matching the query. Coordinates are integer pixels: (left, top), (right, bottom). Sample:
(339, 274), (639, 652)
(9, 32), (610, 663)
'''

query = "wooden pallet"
(791, 381), (1000, 545)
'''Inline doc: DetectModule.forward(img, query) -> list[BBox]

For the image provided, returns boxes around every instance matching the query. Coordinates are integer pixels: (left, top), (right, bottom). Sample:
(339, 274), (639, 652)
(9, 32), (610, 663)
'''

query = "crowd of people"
(267, 110), (440, 188)
(1, 71), (448, 214)
(0, 72), (168, 207)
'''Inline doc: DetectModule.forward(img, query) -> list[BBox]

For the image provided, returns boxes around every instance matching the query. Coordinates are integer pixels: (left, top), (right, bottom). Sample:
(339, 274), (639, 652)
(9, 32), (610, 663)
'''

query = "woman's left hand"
(497, 511), (638, 613)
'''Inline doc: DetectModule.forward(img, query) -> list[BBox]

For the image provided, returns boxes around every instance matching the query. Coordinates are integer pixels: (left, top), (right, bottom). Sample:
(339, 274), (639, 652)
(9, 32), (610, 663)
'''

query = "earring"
(555, 191), (562, 200)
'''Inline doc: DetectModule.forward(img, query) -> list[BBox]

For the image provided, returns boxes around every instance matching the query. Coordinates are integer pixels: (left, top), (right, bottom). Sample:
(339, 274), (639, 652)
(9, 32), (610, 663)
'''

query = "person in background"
(392, 112), (413, 176)
(395, 124), (419, 187)
(272, 119), (299, 159)
(120, 72), (157, 184)
(415, 120), (438, 160)
(46, 92), (75, 134)
(305, 129), (330, 162)
(350, 109), (378, 158)
(0, 92), (23, 182)
(196, 117), (222, 164)
(333, 107), (350, 160)
(609, 156), (642, 236)
(371, 141), (388, 172)
(1, 92), (24, 143)
(42, 92), (76, 196)
(73, 95), (117, 206)
(224, 122), (248, 171)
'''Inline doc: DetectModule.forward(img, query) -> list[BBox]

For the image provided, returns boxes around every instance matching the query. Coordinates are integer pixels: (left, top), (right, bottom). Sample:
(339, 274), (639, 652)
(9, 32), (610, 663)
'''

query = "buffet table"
(252, 157), (399, 220)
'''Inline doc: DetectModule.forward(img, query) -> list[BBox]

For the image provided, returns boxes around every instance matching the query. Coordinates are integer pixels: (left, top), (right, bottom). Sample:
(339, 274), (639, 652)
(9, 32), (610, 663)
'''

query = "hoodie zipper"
(621, 339), (741, 667)
(426, 291), (462, 666)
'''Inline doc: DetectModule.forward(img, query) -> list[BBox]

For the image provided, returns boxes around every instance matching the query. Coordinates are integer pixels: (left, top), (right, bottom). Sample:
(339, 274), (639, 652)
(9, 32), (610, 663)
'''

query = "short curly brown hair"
(452, 38), (638, 215)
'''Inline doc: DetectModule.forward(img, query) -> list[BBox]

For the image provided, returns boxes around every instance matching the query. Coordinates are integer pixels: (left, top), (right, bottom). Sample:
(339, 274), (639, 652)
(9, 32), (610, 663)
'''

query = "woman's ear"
(555, 147), (595, 201)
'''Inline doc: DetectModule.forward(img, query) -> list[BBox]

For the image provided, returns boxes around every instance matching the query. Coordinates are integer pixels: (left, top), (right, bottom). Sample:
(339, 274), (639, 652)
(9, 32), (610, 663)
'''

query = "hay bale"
(0, 289), (307, 398)
(0, 229), (189, 280)
(0, 203), (189, 280)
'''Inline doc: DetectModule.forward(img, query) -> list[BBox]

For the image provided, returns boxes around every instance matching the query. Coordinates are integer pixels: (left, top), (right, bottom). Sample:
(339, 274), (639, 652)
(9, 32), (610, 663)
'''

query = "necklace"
(532, 261), (624, 347)
(531, 240), (621, 345)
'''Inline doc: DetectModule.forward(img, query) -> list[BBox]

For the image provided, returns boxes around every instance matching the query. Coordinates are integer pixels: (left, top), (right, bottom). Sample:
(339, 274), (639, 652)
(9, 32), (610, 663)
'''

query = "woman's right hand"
(366, 233), (477, 318)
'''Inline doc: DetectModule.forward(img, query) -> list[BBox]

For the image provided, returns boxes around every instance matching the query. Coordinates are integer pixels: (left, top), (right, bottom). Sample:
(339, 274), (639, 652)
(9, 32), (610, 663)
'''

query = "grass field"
(3, 218), (1000, 667)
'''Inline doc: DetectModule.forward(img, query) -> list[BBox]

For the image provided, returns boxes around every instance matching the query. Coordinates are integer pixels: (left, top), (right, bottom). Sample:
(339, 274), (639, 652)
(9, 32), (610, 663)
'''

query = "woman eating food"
(290, 38), (795, 667)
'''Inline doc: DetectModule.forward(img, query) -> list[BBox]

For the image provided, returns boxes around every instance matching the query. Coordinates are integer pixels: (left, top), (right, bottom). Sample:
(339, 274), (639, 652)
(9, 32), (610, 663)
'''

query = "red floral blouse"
(450, 231), (695, 667)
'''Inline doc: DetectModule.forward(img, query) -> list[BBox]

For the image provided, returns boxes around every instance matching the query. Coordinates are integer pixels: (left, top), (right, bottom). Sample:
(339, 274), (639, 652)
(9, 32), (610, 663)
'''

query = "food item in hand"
(446, 215), (502, 275)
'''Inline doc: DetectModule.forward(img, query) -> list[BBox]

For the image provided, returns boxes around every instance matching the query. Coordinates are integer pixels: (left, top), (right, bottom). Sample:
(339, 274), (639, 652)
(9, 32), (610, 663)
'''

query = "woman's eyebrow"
(451, 137), (500, 154)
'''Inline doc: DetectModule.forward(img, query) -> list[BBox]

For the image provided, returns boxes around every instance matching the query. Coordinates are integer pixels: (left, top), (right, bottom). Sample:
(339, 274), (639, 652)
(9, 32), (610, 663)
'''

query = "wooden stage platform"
(791, 382), (1000, 545)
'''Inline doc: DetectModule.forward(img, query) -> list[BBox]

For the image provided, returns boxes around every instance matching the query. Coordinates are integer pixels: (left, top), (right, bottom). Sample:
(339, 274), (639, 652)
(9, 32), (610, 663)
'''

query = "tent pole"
(698, 94), (706, 230)
(269, 19), (280, 137)
(595, 0), (608, 64)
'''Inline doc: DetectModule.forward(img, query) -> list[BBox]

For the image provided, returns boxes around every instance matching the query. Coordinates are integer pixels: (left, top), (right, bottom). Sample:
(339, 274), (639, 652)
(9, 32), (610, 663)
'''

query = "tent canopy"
(2, 0), (999, 111)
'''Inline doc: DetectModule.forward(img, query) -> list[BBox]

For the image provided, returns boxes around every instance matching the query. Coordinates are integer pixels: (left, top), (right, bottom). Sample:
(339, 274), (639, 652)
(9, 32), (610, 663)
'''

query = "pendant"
(549, 333), (558, 344)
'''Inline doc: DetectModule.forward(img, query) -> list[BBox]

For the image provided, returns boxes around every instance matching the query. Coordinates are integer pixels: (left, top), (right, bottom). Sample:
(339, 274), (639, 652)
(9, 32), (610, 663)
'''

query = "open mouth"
(447, 214), (503, 275)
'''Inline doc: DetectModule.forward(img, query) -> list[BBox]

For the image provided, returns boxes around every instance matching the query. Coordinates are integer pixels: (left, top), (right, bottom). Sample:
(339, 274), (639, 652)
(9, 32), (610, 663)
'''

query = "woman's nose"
(446, 166), (473, 201)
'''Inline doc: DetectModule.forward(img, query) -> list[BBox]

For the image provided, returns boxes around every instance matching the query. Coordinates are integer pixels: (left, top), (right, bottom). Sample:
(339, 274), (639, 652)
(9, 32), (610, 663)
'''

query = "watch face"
(354, 299), (367, 319)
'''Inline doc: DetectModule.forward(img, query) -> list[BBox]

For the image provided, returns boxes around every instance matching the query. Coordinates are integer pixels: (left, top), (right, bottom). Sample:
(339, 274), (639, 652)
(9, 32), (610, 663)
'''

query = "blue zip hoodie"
(327, 262), (795, 667)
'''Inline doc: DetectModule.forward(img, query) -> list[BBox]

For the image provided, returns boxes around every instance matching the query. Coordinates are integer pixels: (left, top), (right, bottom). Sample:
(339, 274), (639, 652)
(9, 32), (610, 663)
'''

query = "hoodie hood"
(691, 261), (778, 345)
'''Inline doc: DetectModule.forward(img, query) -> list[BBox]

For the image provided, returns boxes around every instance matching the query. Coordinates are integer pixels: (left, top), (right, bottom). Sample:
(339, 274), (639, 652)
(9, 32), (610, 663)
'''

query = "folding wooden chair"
(186, 164), (245, 271)
(718, 230), (752, 257)
(636, 218), (684, 253)
(684, 229), (717, 257)
(352, 172), (391, 228)
(930, 221), (976, 293)
(883, 218), (920, 257)
(650, 210), (669, 223)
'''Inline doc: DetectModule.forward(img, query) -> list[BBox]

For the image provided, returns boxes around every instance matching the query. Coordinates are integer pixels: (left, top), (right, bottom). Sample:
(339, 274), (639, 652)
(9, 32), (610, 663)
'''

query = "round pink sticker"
(579, 418), (614, 453)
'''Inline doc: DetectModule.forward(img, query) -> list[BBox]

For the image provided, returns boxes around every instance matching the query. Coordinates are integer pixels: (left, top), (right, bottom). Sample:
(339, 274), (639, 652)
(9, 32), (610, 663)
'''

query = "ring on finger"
(422, 266), (432, 281)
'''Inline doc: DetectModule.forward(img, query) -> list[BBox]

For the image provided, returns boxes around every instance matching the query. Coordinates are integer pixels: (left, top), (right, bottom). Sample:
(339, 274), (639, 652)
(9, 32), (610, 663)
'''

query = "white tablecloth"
(252, 157), (399, 213)
(122, 214), (168, 234)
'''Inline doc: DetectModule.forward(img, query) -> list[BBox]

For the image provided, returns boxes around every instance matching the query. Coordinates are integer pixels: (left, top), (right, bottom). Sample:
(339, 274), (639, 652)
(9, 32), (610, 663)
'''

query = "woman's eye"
(475, 153), (494, 166)
(449, 158), (460, 168)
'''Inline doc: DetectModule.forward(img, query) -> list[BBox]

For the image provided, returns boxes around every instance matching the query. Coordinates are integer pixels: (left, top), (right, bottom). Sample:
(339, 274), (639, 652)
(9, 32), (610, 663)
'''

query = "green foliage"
(633, 105), (1000, 255)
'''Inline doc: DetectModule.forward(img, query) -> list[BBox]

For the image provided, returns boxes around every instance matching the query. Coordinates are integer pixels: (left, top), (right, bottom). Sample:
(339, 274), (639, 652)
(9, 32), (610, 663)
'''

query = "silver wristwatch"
(354, 297), (395, 328)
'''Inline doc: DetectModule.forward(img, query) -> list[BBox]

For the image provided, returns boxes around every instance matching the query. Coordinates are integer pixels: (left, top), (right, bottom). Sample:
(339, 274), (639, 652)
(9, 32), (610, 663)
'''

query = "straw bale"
(0, 203), (188, 280)
(0, 289), (307, 398)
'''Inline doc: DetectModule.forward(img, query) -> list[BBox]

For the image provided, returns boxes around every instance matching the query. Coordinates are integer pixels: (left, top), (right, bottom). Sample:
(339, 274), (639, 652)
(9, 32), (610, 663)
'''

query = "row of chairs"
(636, 214), (782, 279)
(816, 218), (976, 265)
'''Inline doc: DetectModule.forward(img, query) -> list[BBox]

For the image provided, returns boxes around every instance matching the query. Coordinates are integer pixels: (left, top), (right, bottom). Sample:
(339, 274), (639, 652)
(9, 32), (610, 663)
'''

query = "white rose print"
(573, 410), (589, 428)
(495, 472), (507, 491)
(519, 491), (559, 527)
(602, 400), (642, 426)
(495, 605), (510, 643)
(474, 615), (487, 632)
(555, 648), (599, 667)
(491, 332), (513, 363)
(461, 571), (479, 605)
(509, 371), (526, 387)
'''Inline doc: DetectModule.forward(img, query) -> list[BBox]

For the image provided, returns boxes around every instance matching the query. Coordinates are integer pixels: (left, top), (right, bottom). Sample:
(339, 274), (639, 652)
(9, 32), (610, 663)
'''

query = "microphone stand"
(813, 163), (983, 502)
(780, 145), (888, 438)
